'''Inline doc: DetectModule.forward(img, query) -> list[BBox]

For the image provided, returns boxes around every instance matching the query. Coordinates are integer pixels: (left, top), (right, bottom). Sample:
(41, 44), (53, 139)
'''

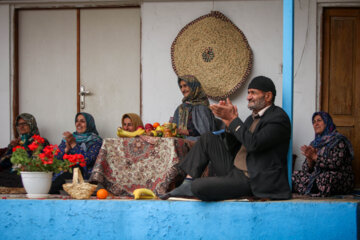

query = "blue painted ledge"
(0, 199), (358, 240)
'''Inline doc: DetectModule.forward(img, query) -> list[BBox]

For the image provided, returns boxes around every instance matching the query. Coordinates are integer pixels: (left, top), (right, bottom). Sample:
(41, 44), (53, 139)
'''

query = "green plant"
(11, 134), (85, 174)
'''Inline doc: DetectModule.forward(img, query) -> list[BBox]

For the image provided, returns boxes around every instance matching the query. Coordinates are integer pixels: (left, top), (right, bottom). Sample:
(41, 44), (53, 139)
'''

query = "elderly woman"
(121, 113), (144, 132)
(292, 112), (354, 196)
(50, 112), (102, 194)
(0, 113), (48, 187)
(172, 75), (216, 140)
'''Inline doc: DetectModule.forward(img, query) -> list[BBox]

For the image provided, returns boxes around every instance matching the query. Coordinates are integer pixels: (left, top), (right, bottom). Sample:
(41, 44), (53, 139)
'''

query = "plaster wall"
(141, 0), (316, 169)
(0, 5), (10, 147)
(0, 0), (343, 170)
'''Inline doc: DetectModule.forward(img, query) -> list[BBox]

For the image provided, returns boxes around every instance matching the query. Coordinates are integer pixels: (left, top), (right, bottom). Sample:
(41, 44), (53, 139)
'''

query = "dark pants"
(49, 172), (73, 194)
(180, 132), (252, 201)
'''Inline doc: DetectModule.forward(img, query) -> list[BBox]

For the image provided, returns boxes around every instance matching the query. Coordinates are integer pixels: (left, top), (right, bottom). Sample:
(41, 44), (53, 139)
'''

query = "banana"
(151, 130), (157, 137)
(133, 188), (156, 200)
(117, 128), (145, 138)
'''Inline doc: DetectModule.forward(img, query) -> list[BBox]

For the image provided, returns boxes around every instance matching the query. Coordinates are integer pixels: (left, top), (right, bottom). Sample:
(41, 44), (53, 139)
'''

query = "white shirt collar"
(257, 104), (271, 117)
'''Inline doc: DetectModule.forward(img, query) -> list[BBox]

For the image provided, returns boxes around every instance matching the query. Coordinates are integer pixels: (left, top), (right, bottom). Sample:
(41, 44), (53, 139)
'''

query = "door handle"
(79, 85), (91, 109)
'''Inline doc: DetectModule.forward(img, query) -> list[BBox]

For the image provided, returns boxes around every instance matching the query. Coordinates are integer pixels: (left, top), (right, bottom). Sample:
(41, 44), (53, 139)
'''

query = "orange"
(153, 122), (160, 128)
(96, 189), (108, 199)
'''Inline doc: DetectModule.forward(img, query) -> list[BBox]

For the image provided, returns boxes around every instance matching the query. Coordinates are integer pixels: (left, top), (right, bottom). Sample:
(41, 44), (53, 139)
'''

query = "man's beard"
(248, 96), (267, 111)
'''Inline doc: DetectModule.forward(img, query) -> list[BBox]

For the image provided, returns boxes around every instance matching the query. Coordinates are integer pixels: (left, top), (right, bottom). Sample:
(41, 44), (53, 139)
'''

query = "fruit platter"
(117, 122), (184, 138)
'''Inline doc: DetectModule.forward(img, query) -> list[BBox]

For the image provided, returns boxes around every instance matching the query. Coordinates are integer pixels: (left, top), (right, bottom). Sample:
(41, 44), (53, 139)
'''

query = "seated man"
(162, 76), (291, 201)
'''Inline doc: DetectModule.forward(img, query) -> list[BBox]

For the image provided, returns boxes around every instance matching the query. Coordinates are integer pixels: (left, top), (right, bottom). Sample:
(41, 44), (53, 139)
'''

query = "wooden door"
(321, 8), (360, 187)
(16, 8), (140, 144)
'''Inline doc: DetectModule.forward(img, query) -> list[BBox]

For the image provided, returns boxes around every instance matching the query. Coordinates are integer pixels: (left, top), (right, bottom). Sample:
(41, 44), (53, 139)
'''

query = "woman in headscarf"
(0, 113), (48, 187)
(292, 112), (354, 196)
(50, 112), (102, 194)
(121, 113), (144, 132)
(172, 75), (216, 140)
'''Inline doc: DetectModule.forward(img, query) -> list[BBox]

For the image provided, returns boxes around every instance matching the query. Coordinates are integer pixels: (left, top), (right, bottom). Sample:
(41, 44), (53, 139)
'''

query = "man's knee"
(199, 132), (221, 146)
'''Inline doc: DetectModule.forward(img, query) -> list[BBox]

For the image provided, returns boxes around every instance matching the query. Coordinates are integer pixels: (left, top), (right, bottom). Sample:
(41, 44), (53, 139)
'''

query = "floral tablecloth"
(89, 136), (195, 196)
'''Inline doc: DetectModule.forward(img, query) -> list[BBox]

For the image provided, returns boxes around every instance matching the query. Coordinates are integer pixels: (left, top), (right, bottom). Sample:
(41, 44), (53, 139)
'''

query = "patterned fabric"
(89, 136), (195, 196)
(292, 112), (354, 196)
(121, 113), (144, 130)
(310, 112), (354, 159)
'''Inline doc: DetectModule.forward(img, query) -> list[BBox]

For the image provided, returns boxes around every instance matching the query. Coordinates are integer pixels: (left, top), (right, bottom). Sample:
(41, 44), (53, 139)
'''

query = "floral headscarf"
(310, 112), (353, 158)
(121, 113), (144, 131)
(71, 112), (101, 150)
(305, 112), (354, 195)
(176, 75), (209, 130)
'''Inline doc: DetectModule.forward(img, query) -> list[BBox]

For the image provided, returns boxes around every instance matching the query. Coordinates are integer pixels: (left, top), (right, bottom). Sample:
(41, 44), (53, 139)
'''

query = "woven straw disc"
(171, 11), (253, 100)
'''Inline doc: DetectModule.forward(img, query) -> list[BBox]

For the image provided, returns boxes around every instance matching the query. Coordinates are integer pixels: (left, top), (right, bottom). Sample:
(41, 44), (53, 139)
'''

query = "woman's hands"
(300, 145), (317, 168)
(63, 131), (76, 153)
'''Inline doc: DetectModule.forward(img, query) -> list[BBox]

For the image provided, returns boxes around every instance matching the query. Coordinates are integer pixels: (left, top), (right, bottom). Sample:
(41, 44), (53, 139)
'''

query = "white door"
(18, 8), (140, 144)
(80, 8), (140, 139)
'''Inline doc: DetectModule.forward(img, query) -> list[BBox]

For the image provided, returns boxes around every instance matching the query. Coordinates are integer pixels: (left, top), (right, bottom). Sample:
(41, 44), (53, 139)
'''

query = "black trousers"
(180, 132), (252, 201)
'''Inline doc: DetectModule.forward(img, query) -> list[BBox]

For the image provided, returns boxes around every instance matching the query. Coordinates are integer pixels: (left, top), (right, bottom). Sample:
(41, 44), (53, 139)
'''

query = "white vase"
(20, 171), (52, 198)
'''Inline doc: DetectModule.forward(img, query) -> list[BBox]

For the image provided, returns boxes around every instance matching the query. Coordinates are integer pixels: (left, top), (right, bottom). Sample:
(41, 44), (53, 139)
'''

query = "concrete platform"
(0, 197), (358, 240)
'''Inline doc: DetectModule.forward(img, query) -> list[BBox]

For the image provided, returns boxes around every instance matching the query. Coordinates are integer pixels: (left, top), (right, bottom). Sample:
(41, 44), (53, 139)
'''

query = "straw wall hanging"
(171, 11), (253, 100)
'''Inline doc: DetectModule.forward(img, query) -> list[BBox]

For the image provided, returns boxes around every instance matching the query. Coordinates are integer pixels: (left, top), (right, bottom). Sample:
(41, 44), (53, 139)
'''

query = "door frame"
(10, 1), (141, 138)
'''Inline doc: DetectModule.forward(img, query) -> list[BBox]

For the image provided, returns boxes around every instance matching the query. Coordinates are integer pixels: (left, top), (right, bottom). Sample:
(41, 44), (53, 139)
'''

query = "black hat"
(248, 76), (276, 97)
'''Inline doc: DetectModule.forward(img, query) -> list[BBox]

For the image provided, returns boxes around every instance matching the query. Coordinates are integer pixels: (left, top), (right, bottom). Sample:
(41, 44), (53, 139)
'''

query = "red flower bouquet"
(10, 134), (85, 174)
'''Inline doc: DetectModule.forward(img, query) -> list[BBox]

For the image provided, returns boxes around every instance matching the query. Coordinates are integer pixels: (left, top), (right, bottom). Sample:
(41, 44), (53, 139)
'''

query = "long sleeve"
(316, 140), (349, 171)
(56, 139), (103, 178)
(228, 109), (291, 153)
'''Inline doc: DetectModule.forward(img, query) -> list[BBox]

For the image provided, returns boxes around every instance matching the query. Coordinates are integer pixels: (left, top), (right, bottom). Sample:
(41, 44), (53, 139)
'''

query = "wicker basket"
(62, 168), (97, 199)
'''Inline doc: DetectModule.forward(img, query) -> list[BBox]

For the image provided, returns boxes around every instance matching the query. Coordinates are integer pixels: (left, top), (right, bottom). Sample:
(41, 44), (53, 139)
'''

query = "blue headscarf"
(305, 112), (354, 195)
(72, 112), (101, 150)
(310, 112), (353, 158)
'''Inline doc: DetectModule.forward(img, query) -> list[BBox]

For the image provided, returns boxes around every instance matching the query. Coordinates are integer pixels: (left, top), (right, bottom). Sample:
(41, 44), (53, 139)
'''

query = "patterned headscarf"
(176, 75), (209, 130)
(305, 112), (354, 195)
(15, 113), (39, 136)
(15, 113), (40, 147)
(121, 113), (144, 131)
(178, 75), (209, 106)
(310, 111), (353, 158)
(72, 112), (101, 150)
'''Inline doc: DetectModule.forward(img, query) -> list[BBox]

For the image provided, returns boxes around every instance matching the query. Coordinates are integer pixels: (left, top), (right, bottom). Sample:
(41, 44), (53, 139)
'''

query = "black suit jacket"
(227, 104), (292, 199)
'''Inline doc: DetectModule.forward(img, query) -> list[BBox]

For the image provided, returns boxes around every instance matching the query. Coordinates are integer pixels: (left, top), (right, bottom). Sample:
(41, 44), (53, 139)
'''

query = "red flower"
(28, 142), (39, 151)
(12, 146), (25, 152)
(41, 157), (53, 165)
(32, 134), (45, 144)
(63, 153), (86, 167)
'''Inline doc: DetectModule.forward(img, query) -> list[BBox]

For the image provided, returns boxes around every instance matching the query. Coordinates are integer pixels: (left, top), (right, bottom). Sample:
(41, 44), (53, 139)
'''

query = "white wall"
(0, 5), (10, 147)
(0, 0), (336, 170)
(141, 0), (316, 169)
(141, 0), (283, 124)
(292, 0), (318, 169)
